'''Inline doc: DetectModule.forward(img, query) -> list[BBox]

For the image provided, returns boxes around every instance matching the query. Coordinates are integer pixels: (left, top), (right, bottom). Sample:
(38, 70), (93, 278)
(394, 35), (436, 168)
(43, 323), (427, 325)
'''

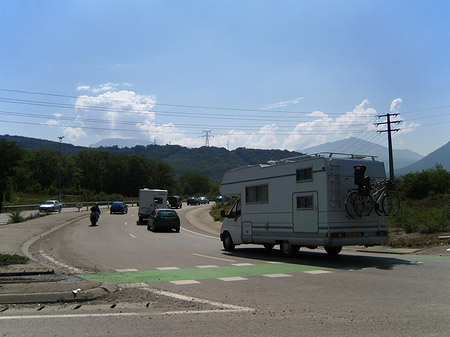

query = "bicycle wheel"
(374, 193), (385, 216)
(354, 193), (374, 217)
(381, 191), (400, 216)
(345, 191), (360, 218)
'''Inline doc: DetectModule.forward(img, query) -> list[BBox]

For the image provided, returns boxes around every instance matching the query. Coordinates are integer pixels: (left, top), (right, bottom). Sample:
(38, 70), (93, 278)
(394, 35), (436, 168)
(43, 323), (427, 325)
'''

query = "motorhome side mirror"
(221, 210), (226, 218)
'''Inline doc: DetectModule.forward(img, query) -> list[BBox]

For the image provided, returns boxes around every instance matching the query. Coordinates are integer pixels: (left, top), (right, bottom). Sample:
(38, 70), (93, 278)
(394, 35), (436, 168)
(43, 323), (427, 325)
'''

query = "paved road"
(1, 205), (449, 336)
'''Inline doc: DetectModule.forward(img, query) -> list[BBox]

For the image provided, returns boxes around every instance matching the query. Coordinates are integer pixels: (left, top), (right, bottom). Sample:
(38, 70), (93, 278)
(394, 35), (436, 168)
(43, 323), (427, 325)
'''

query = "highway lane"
(7, 204), (450, 336)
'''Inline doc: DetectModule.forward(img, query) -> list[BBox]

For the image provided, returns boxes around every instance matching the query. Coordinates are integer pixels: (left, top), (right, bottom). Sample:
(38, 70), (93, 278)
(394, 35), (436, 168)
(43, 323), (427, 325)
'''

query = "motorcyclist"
(90, 203), (101, 226)
(90, 203), (101, 214)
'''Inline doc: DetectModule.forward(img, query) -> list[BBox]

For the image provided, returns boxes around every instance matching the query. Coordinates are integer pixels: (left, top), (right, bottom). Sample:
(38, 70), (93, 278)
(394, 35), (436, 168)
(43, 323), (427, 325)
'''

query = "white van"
(137, 189), (168, 225)
(219, 153), (389, 256)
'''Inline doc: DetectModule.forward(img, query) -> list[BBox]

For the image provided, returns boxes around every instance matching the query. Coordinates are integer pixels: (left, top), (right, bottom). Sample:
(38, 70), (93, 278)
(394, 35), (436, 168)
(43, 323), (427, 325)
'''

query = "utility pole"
(201, 130), (213, 147)
(375, 114), (401, 180)
(57, 136), (64, 202)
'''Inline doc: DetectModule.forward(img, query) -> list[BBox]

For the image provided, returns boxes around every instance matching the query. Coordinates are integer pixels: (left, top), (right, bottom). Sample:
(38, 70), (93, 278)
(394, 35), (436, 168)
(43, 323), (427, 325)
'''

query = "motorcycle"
(90, 211), (100, 226)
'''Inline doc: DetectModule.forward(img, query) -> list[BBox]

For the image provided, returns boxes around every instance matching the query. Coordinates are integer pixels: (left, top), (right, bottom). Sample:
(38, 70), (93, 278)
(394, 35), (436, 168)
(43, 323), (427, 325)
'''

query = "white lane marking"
(218, 276), (248, 282)
(0, 309), (250, 321)
(181, 227), (218, 240)
(115, 269), (139, 272)
(156, 267), (179, 270)
(232, 263), (254, 267)
(170, 280), (201, 285)
(263, 273), (293, 278)
(129, 233), (136, 239)
(266, 261), (282, 264)
(192, 253), (235, 262)
(0, 285), (255, 321)
(303, 270), (332, 275)
(128, 284), (254, 312)
(124, 222), (128, 226)
(39, 250), (84, 274)
(196, 265), (218, 268)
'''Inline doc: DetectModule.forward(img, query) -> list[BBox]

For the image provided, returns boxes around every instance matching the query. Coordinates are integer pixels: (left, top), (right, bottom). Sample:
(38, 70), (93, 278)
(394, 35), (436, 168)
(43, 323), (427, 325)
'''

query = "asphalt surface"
(0, 209), (114, 304)
(0, 206), (448, 305)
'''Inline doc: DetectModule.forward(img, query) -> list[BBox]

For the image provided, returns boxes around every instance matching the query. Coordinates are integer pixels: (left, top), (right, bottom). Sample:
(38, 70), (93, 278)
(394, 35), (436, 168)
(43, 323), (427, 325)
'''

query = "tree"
(178, 172), (211, 196)
(76, 150), (110, 192)
(0, 139), (23, 212)
(398, 164), (450, 199)
(24, 148), (59, 190)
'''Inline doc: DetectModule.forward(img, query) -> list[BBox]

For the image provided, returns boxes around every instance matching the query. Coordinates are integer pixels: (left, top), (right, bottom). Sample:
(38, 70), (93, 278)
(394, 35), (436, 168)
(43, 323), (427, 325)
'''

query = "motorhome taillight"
(330, 232), (346, 238)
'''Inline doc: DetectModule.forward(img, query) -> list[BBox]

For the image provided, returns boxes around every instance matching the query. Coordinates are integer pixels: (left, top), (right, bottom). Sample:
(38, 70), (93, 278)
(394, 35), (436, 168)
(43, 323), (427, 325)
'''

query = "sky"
(1, 0), (449, 156)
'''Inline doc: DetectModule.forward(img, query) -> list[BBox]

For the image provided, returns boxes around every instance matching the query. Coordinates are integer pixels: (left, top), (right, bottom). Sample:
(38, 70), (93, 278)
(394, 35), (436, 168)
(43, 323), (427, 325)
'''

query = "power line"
(0, 109), (375, 131)
(2, 87), (450, 116)
(0, 119), (377, 136)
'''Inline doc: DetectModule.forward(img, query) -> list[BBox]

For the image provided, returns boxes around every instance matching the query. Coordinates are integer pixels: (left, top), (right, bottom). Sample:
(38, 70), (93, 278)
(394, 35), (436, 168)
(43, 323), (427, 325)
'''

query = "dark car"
(167, 196), (182, 209)
(187, 197), (199, 206)
(215, 196), (225, 203)
(110, 202), (128, 214)
(147, 209), (180, 232)
(198, 196), (209, 204)
(39, 200), (62, 213)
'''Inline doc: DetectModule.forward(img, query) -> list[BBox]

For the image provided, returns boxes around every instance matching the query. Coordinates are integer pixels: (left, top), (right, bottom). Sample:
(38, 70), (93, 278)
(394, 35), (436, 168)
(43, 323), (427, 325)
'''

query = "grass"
(0, 253), (29, 266)
(389, 195), (449, 234)
(6, 209), (44, 224)
(209, 198), (235, 221)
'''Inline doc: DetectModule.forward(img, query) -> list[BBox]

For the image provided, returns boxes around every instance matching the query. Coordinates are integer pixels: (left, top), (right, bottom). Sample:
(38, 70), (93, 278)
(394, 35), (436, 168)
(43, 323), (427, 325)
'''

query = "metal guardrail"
(1, 201), (138, 213)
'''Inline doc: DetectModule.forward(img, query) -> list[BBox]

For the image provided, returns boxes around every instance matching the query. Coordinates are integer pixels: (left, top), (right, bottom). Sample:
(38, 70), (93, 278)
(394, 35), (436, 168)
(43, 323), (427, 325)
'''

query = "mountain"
(0, 134), (85, 155)
(0, 135), (303, 182)
(303, 137), (424, 172)
(90, 138), (151, 148)
(396, 141), (450, 175)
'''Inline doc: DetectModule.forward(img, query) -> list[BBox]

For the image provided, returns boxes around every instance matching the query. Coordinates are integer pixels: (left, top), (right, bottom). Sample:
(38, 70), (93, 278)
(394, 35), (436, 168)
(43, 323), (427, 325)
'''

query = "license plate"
(347, 232), (360, 237)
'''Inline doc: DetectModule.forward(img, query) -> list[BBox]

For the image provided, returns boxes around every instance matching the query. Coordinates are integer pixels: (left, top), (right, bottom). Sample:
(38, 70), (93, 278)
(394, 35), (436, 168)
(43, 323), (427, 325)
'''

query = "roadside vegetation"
(387, 165), (449, 247)
(1, 139), (449, 249)
(0, 253), (28, 267)
(0, 139), (220, 211)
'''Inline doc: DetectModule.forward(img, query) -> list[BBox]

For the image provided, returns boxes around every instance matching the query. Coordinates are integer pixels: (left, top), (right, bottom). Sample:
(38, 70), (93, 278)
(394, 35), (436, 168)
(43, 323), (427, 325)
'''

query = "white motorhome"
(137, 189), (168, 225)
(219, 153), (389, 256)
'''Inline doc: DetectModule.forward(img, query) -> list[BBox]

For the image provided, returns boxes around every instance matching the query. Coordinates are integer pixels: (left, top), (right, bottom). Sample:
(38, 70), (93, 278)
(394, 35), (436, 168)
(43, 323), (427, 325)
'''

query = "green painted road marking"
(79, 263), (331, 284)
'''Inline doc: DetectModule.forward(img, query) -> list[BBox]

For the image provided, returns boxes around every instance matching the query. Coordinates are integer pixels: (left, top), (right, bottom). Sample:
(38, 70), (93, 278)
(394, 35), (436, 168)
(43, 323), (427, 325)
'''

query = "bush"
(390, 200), (450, 234)
(398, 165), (450, 199)
(0, 253), (28, 266)
(8, 209), (25, 223)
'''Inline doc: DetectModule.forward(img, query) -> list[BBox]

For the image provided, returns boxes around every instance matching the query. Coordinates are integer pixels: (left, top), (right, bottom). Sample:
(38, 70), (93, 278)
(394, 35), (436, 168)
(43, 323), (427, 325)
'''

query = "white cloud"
(390, 98), (403, 113)
(136, 121), (183, 145)
(42, 119), (60, 126)
(263, 97), (304, 110)
(282, 99), (378, 150)
(72, 83), (157, 141)
(64, 127), (87, 142)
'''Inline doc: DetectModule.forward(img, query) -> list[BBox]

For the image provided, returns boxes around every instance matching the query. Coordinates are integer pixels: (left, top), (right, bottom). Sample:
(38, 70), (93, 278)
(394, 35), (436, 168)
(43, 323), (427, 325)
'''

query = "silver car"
(39, 200), (62, 213)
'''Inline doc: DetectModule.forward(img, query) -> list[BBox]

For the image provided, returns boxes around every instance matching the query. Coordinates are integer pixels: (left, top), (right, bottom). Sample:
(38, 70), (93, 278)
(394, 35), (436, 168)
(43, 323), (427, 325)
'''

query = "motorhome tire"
(263, 244), (274, 250)
(324, 246), (342, 256)
(280, 241), (300, 256)
(223, 232), (235, 252)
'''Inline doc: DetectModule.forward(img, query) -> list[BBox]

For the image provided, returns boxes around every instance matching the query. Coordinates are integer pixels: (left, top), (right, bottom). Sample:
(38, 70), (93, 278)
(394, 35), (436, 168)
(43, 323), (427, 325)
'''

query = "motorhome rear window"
(296, 168), (313, 182)
(246, 185), (268, 204)
(297, 195), (313, 209)
(154, 197), (164, 205)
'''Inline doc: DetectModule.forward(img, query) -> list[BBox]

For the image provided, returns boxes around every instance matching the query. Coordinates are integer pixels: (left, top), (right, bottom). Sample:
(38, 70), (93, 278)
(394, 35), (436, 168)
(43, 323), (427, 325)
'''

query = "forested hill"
(1, 134), (85, 155)
(1, 135), (302, 182)
(101, 145), (302, 182)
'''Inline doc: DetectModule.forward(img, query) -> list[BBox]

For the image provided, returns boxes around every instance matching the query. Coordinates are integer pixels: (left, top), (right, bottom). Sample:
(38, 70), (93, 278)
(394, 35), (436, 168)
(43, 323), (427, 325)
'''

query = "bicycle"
(345, 166), (400, 218)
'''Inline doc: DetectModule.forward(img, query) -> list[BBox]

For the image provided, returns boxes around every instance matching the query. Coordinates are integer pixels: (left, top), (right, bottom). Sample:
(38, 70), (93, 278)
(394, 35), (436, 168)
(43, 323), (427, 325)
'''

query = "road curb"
(0, 283), (117, 305)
